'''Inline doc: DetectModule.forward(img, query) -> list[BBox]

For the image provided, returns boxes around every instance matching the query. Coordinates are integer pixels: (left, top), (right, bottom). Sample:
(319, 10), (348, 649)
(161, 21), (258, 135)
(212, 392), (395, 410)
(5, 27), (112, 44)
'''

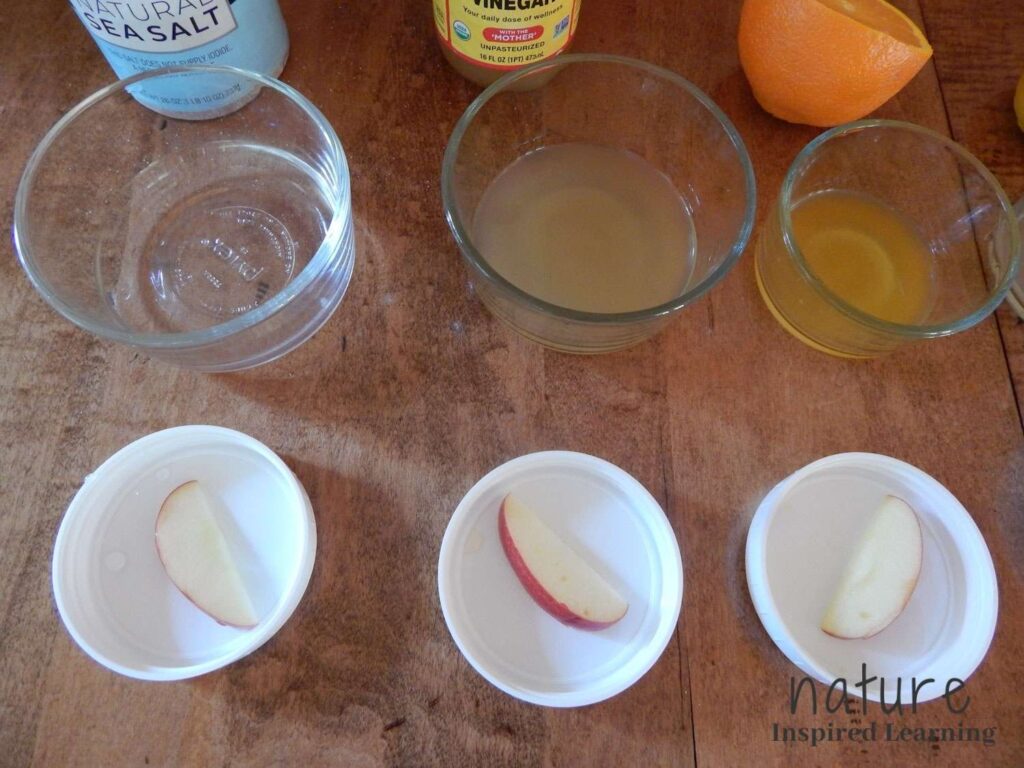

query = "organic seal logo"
(454, 21), (471, 41)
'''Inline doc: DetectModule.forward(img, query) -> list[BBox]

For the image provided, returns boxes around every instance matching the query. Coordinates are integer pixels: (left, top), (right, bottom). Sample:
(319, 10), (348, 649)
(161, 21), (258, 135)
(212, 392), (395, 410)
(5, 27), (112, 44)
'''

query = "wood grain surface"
(921, 0), (1024, 432)
(0, 1), (1021, 766)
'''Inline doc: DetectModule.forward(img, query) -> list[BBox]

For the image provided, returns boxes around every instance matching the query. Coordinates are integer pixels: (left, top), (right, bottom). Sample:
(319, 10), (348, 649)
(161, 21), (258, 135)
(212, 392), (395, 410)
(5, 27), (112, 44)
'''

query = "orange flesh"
(816, 0), (927, 48)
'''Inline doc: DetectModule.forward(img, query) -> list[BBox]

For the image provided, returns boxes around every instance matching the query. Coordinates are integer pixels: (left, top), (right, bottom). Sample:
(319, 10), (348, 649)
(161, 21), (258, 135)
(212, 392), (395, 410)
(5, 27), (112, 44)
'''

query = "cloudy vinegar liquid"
(472, 143), (696, 314)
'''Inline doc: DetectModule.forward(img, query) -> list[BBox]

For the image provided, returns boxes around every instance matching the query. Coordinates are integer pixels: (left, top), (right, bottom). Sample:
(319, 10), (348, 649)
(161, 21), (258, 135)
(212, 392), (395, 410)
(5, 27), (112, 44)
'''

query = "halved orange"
(738, 0), (933, 127)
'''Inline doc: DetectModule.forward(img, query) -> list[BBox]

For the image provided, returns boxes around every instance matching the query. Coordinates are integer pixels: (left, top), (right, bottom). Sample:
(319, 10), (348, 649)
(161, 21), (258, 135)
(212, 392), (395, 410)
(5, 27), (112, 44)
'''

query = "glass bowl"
(998, 197), (1024, 320)
(756, 120), (1020, 358)
(442, 54), (756, 354)
(14, 66), (354, 372)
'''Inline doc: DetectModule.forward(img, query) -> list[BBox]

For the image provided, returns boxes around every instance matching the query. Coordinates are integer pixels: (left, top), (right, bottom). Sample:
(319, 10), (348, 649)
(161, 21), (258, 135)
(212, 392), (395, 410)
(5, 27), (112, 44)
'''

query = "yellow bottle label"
(433, 0), (580, 71)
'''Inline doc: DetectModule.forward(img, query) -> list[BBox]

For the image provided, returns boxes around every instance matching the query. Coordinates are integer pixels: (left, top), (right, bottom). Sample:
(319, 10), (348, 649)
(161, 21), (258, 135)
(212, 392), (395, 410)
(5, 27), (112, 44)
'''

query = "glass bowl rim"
(12, 64), (351, 350)
(1008, 198), (1024, 319)
(441, 53), (757, 324)
(777, 118), (1021, 339)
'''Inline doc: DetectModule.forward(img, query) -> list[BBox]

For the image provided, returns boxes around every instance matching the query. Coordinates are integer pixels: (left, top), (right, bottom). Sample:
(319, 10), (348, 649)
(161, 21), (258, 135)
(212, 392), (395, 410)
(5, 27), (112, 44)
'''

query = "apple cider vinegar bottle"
(433, 0), (582, 86)
(68, 0), (289, 118)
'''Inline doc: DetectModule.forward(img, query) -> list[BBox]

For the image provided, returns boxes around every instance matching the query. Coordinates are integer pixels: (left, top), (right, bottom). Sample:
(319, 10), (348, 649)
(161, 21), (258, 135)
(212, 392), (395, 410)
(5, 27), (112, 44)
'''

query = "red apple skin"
(498, 498), (622, 631)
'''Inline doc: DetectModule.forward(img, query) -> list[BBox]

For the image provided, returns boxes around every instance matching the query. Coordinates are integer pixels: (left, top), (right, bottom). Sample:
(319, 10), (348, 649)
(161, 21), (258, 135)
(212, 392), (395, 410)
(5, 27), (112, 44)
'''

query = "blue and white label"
(69, 0), (289, 117)
(69, 0), (238, 53)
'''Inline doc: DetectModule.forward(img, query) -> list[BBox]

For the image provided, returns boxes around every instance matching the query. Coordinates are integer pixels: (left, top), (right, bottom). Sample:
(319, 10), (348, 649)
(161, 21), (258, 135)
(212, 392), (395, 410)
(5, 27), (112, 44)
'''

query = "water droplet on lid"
(157, 468), (170, 480)
(105, 552), (127, 572)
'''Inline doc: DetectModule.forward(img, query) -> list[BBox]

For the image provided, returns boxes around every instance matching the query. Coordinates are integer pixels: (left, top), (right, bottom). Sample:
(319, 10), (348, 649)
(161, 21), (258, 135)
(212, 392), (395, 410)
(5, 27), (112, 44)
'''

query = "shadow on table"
(205, 453), (445, 716)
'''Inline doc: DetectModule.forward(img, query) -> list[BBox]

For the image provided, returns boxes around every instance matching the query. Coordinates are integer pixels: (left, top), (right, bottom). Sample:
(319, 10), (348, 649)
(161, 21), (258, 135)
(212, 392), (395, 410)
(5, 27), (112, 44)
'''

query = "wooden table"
(1, 1), (1022, 765)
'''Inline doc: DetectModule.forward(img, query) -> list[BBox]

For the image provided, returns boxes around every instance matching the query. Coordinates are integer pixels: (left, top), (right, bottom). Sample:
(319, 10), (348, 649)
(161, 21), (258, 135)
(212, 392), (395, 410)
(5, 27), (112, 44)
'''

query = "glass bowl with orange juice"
(756, 120), (1020, 358)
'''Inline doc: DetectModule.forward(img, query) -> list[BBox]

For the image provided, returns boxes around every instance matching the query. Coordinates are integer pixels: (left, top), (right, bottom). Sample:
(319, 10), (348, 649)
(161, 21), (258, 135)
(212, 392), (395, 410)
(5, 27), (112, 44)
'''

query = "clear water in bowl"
(104, 141), (335, 334)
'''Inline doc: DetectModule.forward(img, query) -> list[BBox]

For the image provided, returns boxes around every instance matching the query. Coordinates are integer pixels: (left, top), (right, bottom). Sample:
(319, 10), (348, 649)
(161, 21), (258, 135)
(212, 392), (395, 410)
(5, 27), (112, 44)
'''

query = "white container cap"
(52, 425), (316, 681)
(438, 451), (684, 707)
(746, 452), (997, 703)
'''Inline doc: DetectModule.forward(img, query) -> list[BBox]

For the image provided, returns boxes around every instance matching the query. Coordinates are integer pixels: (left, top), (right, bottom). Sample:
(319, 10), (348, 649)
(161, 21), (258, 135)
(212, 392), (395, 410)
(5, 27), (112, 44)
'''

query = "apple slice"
(155, 481), (258, 628)
(820, 495), (923, 639)
(498, 494), (627, 630)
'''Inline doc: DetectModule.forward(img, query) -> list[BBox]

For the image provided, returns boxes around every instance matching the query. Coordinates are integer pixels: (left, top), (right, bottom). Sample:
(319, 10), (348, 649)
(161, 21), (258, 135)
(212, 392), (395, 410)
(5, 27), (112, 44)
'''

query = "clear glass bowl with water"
(13, 66), (353, 371)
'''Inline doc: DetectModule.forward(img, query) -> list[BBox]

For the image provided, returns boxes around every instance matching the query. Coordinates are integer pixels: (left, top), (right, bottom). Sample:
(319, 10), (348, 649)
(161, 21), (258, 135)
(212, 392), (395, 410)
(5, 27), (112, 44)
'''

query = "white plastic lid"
(746, 452), (997, 703)
(438, 451), (684, 707)
(52, 425), (316, 681)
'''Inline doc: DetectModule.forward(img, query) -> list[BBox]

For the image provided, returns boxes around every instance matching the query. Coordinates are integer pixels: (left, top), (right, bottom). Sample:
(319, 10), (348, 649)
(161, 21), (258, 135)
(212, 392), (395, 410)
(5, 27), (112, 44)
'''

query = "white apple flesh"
(155, 481), (258, 629)
(820, 495), (923, 639)
(498, 494), (627, 630)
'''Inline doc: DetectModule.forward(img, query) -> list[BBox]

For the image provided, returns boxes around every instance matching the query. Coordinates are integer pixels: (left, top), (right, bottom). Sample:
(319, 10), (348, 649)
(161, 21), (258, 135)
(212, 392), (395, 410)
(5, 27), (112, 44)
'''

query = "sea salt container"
(68, 0), (289, 117)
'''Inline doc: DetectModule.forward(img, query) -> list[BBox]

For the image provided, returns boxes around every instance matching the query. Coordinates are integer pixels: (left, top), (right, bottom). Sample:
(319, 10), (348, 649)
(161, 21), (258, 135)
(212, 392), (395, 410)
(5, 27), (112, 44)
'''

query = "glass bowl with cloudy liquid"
(442, 54), (756, 353)
(14, 66), (353, 371)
